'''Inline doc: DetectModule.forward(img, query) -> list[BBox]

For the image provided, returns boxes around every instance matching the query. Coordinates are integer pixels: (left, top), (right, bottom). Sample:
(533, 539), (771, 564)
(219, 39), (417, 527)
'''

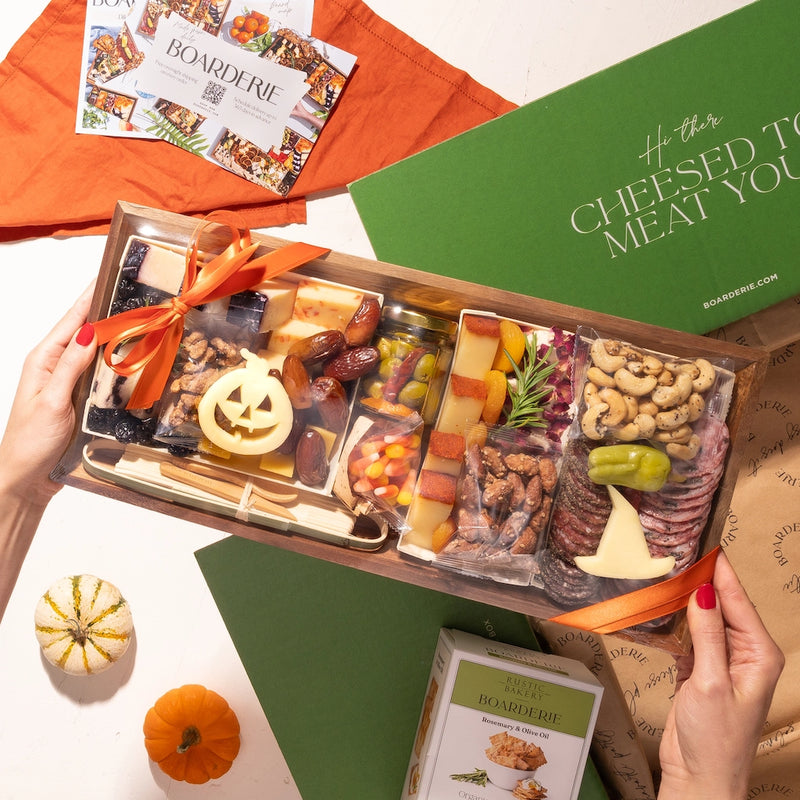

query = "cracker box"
(403, 629), (603, 800)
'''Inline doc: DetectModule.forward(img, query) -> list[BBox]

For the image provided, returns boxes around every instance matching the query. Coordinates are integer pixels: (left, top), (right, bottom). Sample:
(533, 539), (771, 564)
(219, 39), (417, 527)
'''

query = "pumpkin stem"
(66, 618), (88, 647)
(177, 726), (202, 753)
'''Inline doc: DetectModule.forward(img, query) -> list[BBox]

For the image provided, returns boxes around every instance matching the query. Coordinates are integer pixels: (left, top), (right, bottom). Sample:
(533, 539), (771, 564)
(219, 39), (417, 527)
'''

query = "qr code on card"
(201, 80), (226, 106)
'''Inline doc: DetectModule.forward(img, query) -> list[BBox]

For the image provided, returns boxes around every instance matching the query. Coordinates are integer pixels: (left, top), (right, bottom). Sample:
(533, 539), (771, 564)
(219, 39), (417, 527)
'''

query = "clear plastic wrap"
(538, 328), (736, 616)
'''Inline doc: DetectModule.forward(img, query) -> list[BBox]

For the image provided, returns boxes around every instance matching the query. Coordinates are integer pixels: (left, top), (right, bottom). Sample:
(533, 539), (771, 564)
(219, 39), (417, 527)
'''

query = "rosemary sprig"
(503, 332), (557, 429)
(449, 767), (488, 786)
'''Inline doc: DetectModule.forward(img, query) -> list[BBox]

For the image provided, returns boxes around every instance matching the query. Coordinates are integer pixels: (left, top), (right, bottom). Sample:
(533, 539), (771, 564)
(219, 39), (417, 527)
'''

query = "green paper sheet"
(196, 536), (609, 799)
(350, 0), (800, 335)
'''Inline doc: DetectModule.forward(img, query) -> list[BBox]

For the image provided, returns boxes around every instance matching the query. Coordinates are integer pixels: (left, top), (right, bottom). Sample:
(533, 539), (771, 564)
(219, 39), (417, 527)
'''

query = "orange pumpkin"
(143, 684), (241, 784)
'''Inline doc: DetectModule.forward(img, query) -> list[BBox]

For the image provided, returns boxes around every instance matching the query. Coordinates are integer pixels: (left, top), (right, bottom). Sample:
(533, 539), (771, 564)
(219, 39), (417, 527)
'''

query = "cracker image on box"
(403, 628), (602, 800)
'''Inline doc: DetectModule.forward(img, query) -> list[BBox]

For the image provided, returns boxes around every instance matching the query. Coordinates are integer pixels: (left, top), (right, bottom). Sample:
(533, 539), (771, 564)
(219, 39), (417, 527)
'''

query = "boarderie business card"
(134, 14), (308, 154)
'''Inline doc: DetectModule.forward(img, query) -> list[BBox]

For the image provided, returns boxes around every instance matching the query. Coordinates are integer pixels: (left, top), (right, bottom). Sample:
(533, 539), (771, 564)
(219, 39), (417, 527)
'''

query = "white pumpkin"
(34, 574), (133, 676)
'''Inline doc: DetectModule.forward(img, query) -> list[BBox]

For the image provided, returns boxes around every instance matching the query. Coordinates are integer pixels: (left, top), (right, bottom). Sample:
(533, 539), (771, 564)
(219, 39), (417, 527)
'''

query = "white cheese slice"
(292, 279), (364, 331)
(254, 278), (298, 332)
(435, 391), (485, 437)
(125, 237), (186, 295)
(421, 452), (463, 477)
(267, 318), (327, 354)
(404, 495), (454, 550)
(452, 321), (500, 379)
(574, 486), (675, 579)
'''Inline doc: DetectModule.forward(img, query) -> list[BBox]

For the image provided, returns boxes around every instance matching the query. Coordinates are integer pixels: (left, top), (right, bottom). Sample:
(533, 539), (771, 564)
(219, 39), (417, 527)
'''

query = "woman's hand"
(0, 282), (98, 508)
(657, 550), (785, 799)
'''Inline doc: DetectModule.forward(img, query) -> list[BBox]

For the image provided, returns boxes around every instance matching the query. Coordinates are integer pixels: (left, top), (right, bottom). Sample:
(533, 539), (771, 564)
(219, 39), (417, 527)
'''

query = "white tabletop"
(0, 2), (754, 798)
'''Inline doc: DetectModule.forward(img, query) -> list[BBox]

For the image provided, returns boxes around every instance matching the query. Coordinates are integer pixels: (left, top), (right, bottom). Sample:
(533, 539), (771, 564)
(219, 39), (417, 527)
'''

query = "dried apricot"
(481, 369), (508, 425)
(431, 517), (457, 552)
(492, 319), (526, 373)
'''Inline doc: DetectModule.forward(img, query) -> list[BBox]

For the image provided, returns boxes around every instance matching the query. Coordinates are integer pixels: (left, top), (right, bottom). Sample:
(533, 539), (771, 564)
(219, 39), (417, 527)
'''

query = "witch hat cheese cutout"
(574, 485), (675, 580)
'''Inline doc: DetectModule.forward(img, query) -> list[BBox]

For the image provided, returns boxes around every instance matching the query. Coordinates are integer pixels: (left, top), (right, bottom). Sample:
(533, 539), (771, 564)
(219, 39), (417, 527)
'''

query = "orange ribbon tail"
(547, 547), (721, 634)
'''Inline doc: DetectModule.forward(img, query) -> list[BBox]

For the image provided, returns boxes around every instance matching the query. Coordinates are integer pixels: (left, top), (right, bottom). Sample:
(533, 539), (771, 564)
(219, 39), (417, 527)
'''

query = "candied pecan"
(464, 443), (485, 480)
(506, 471), (526, 507)
(524, 473), (543, 514)
(528, 495), (553, 534)
(539, 457), (558, 494)
(510, 524), (540, 554)
(459, 473), (482, 510)
(498, 511), (530, 547)
(482, 446), (507, 478)
(455, 508), (494, 542)
(482, 477), (513, 509)
(505, 452), (540, 477)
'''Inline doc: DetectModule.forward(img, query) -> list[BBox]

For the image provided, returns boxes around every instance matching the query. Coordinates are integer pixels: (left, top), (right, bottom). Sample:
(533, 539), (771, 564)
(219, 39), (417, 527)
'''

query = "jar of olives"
(360, 305), (457, 423)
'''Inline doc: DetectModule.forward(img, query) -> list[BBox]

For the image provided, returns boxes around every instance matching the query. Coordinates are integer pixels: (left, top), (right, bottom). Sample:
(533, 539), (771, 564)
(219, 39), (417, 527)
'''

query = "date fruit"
(295, 428), (329, 486)
(282, 354), (312, 409)
(323, 346), (380, 382)
(345, 296), (381, 347)
(310, 376), (349, 433)
(288, 329), (346, 365)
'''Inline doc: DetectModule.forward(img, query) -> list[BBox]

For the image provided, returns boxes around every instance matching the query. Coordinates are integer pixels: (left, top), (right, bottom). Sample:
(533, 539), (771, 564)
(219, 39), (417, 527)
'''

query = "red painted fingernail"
(696, 582), (716, 610)
(76, 322), (95, 347)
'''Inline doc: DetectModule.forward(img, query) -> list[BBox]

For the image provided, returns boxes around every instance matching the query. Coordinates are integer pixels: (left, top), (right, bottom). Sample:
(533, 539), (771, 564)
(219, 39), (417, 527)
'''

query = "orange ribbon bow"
(548, 546), (721, 634)
(92, 211), (329, 410)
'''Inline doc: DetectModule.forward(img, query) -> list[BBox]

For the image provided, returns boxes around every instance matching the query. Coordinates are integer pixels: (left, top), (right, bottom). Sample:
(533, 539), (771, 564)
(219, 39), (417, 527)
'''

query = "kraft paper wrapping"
(537, 297), (800, 798)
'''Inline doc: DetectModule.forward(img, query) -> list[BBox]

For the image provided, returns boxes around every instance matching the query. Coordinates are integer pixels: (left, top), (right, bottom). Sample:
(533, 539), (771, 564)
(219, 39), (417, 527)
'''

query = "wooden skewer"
(159, 462), (297, 521)
(176, 460), (300, 503)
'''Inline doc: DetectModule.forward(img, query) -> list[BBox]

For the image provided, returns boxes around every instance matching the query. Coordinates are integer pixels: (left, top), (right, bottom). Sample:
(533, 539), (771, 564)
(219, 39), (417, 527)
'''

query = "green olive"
(413, 352), (437, 383)
(379, 357), (402, 382)
(390, 338), (415, 360)
(362, 378), (385, 399)
(376, 336), (393, 361)
(397, 380), (428, 408)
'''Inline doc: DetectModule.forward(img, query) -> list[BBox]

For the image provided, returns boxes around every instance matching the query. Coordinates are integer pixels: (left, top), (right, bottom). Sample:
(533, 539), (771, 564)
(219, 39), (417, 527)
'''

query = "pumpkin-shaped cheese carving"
(34, 574), (133, 676)
(144, 684), (241, 784)
(197, 348), (293, 456)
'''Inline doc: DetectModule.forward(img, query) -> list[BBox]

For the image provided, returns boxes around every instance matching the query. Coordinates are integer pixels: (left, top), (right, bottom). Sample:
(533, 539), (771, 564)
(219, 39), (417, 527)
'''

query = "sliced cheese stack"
(267, 279), (365, 354)
(403, 470), (459, 549)
(403, 314), (502, 552)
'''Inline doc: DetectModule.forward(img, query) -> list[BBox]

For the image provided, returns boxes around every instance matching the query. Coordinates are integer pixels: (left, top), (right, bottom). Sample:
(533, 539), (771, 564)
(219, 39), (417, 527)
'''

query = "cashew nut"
(615, 413), (657, 441)
(667, 434), (701, 460)
(613, 368), (658, 397)
(686, 392), (705, 422)
(622, 394), (639, 422)
(641, 355), (664, 375)
(638, 399), (659, 417)
(605, 340), (642, 359)
(655, 403), (691, 430)
(653, 423), (693, 444)
(581, 403), (609, 440)
(590, 338), (627, 373)
(664, 361), (700, 380)
(598, 387), (627, 426)
(651, 372), (693, 407)
(692, 358), (716, 392)
(587, 366), (617, 388)
(583, 381), (602, 407)
(656, 369), (675, 386)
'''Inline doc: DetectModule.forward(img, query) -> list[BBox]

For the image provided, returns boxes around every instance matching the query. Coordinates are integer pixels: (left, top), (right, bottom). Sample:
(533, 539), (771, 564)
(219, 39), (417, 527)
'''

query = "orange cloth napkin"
(0, 0), (516, 243)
